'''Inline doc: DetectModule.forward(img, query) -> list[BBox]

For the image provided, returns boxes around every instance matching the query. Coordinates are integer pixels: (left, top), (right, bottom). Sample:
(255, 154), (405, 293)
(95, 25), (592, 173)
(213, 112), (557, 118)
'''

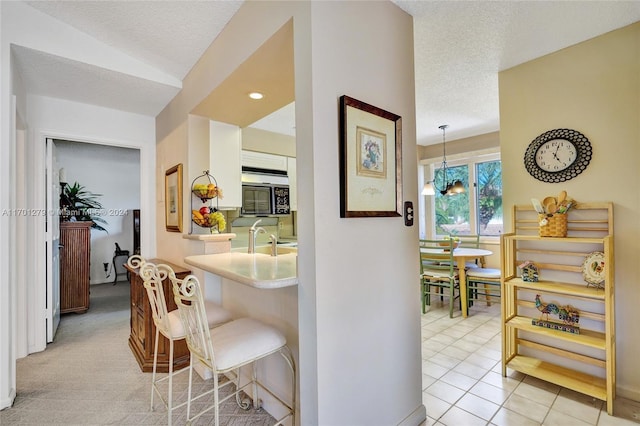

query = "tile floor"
(420, 299), (639, 426)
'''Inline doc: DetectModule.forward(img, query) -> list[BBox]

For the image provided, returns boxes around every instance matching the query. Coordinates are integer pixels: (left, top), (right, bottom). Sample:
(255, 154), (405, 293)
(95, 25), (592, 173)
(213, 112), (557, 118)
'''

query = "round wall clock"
(523, 128), (592, 183)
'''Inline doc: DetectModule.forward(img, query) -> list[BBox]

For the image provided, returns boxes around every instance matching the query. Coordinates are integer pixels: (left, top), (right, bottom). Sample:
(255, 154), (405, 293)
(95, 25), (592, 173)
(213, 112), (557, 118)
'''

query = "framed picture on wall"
(339, 95), (402, 218)
(165, 163), (183, 232)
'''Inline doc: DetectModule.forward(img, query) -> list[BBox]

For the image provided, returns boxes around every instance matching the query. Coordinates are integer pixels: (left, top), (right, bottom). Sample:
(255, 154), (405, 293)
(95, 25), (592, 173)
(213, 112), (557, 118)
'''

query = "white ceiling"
(14, 1), (640, 145)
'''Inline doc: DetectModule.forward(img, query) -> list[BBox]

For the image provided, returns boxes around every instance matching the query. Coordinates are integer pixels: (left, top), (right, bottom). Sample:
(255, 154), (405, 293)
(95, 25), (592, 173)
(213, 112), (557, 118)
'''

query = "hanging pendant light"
(423, 125), (465, 196)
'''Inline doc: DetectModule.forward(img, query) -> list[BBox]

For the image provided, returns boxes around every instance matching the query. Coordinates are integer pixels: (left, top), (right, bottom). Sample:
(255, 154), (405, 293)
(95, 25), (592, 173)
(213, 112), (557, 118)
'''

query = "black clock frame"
(524, 128), (592, 183)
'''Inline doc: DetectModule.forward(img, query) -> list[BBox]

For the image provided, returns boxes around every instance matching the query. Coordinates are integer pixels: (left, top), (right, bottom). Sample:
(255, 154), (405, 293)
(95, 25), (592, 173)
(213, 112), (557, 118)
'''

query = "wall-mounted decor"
(339, 95), (402, 218)
(165, 163), (183, 232)
(523, 128), (592, 183)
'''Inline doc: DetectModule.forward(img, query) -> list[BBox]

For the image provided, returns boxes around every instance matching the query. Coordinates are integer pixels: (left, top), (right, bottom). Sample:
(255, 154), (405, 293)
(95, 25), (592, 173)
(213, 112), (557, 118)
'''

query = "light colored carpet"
(0, 282), (275, 425)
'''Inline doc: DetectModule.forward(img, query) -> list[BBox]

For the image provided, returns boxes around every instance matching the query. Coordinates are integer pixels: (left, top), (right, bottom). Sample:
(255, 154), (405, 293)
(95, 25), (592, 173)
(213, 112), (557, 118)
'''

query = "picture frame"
(339, 95), (402, 217)
(165, 163), (183, 232)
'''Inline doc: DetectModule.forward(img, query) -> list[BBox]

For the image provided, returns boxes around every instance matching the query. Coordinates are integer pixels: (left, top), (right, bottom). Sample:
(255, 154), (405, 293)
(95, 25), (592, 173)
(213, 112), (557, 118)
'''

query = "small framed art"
(165, 163), (183, 232)
(339, 95), (402, 218)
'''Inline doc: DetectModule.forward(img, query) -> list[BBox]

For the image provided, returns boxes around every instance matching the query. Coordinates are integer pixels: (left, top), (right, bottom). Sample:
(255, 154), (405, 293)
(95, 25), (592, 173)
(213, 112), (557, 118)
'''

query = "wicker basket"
(539, 213), (568, 237)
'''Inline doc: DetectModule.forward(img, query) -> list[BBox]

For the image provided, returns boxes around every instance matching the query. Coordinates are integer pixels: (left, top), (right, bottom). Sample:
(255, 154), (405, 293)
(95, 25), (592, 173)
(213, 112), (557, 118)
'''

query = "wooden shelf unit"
(501, 202), (615, 414)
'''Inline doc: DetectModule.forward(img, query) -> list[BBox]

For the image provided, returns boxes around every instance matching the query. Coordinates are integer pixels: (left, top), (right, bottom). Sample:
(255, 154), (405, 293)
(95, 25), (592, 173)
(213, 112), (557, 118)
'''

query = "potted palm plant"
(61, 182), (108, 232)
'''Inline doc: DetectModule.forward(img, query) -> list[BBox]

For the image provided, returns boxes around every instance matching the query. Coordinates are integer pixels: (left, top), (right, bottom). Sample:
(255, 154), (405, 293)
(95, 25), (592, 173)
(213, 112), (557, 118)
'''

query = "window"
(425, 153), (503, 238)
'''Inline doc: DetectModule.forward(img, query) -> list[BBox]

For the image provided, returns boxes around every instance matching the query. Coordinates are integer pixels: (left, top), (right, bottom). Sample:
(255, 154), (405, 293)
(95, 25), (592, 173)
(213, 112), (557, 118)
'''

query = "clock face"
(524, 129), (592, 183)
(535, 139), (577, 172)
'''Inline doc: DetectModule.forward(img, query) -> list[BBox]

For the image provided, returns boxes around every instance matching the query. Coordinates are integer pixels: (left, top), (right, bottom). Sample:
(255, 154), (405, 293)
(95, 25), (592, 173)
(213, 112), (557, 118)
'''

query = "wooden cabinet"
(125, 259), (191, 373)
(501, 202), (615, 414)
(242, 150), (288, 171)
(60, 221), (92, 314)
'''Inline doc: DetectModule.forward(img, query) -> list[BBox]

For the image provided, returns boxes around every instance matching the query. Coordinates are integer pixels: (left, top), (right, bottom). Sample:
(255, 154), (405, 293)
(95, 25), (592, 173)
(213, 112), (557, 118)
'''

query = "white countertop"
(184, 252), (298, 289)
(182, 233), (236, 241)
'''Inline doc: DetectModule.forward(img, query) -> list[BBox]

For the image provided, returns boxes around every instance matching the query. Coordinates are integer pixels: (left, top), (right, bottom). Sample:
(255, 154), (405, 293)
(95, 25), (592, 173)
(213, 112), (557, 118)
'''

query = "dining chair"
(419, 239), (461, 318)
(466, 267), (501, 309)
(127, 255), (233, 426)
(172, 273), (296, 426)
(455, 234), (483, 268)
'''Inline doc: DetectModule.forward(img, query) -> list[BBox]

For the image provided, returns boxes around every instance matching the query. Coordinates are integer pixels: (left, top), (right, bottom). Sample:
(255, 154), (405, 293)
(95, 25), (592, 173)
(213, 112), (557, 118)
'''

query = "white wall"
(0, 0), (158, 411)
(55, 141), (140, 284)
(155, 2), (424, 424)
(24, 95), (156, 355)
(303, 3), (422, 424)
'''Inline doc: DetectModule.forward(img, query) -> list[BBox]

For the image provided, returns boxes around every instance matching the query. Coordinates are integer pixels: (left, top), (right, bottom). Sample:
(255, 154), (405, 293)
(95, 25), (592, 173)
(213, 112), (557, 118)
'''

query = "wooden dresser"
(125, 258), (191, 373)
(60, 221), (92, 314)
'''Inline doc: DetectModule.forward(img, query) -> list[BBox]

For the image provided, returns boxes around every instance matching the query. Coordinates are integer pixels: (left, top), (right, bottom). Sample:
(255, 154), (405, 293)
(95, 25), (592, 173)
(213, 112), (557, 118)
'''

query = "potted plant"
(61, 182), (108, 232)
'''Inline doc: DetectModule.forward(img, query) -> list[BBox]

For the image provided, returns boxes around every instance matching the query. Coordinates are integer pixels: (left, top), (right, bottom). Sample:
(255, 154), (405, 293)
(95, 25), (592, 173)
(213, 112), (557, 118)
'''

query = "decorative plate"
(582, 251), (605, 287)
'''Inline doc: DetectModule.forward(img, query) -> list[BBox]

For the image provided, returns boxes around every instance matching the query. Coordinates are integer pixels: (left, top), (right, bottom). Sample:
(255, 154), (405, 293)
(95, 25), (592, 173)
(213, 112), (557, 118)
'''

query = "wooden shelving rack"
(501, 202), (615, 414)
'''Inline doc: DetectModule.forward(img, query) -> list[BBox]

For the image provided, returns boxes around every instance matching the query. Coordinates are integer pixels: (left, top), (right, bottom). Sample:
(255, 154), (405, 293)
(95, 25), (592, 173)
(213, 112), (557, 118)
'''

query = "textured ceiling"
(13, 1), (640, 144)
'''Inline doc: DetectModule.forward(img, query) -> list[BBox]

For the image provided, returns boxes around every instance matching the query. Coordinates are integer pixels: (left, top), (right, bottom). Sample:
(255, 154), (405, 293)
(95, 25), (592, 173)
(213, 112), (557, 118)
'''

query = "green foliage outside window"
(433, 160), (503, 236)
(435, 165), (469, 235)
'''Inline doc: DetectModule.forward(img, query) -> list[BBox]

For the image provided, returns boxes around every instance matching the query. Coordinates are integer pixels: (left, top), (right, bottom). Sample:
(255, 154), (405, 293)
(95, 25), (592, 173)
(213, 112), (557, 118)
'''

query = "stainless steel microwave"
(241, 167), (291, 215)
(241, 184), (290, 216)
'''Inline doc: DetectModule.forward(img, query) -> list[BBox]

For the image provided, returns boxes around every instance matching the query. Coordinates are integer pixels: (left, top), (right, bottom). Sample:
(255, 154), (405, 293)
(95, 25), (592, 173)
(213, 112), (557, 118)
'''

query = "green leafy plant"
(61, 182), (108, 233)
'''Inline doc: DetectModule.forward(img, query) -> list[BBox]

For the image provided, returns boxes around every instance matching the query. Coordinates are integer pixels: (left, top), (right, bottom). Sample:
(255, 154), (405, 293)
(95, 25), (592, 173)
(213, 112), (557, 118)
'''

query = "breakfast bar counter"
(183, 250), (299, 420)
(184, 252), (298, 289)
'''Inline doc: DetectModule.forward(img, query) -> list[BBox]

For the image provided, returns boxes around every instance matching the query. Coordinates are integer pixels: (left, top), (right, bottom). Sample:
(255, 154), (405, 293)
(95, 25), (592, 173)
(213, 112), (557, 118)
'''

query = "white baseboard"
(398, 404), (427, 426)
(617, 385), (640, 405)
(0, 388), (16, 410)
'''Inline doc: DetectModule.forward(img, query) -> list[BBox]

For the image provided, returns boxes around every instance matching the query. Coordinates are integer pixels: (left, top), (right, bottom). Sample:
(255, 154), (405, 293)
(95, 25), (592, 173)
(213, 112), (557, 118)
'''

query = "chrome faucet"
(248, 219), (266, 254)
(269, 234), (278, 257)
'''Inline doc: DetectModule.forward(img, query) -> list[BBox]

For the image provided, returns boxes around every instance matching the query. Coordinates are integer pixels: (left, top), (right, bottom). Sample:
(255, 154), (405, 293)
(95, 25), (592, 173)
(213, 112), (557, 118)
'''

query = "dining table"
(451, 247), (493, 318)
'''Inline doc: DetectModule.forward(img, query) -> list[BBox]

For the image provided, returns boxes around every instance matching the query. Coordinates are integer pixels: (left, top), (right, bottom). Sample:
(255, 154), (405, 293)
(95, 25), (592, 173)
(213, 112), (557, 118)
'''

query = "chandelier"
(422, 125), (465, 196)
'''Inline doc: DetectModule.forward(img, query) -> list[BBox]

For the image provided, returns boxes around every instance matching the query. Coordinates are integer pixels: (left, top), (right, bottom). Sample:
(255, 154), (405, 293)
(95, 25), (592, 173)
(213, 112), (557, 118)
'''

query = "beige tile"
(474, 346), (501, 361)
(503, 393), (549, 423)
(552, 390), (602, 424)
(481, 371), (522, 393)
(439, 327), (469, 339)
(430, 332), (459, 346)
(422, 373), (437, 390)
(439, 344), (471, 361)
(513, 381), (558, 407)
(451, 339), (483, 353)
(423, 360), (450, 380)
(522, 375), (561, 394)
(425, 380), (466, 405)
(439, 406), (487, 426)
(455, 392), (500, 421)
(465, 353), (500, 370)
(439, 370), (478, 391)
(423, 338), (449, 352)
(490, 407), (541, 426)
(430, 352), (463, 370)
(610, 396), (640, 424)
(422, 392), (452, 420)
(597, 411), (640, 426)
(543, 408), (592, 426)
(469, 381), (513, 405)
(452, 360), (490, 380)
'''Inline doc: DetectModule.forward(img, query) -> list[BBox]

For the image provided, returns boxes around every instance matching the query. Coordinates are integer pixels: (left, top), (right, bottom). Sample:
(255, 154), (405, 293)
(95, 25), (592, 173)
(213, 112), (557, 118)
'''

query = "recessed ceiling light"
(249, 92), (264, 100)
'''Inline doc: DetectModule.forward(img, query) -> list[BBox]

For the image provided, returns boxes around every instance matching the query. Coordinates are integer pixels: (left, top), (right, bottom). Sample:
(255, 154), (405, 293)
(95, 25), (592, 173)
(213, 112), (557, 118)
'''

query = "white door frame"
(27, 131), (155, 354)
(45, 139), (61, 342)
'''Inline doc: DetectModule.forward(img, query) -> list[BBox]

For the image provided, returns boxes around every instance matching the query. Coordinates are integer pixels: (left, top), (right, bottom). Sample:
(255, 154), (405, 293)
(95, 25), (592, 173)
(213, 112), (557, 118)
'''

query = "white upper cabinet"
(287, 157), (297, 211)
(210, 121), (241, 208)
(242, 150), (288, 171)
